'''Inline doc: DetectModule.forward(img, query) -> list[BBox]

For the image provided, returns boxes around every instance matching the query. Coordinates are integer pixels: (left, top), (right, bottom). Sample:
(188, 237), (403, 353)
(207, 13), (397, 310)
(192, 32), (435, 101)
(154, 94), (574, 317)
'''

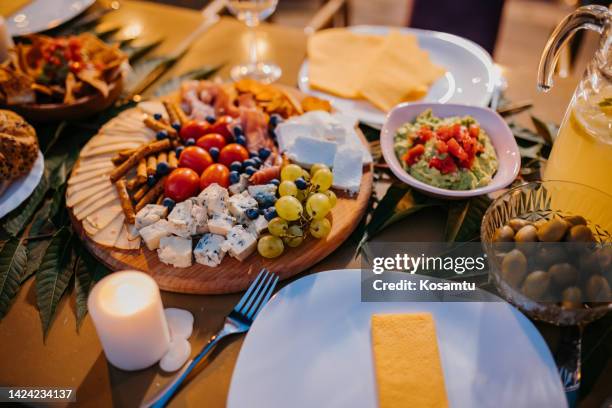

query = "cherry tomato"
(218, 143), (249, 167)
(178, 146), (213, 175)
(200, 164), (230, 189)
(164, 168), (200, 202)
(179, 120), (209, 142)
(196, 133), (226, 152)
(208, 115), (234, 140)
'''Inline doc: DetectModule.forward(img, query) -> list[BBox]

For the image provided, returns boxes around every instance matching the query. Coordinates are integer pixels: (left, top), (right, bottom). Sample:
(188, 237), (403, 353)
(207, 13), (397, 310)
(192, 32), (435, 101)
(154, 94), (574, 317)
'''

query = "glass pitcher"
(538, 5), (612, 195)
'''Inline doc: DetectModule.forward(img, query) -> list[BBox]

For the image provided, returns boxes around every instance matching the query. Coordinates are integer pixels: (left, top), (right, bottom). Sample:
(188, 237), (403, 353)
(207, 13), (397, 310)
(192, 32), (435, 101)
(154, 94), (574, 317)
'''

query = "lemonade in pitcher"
(538, 5), (612, 195)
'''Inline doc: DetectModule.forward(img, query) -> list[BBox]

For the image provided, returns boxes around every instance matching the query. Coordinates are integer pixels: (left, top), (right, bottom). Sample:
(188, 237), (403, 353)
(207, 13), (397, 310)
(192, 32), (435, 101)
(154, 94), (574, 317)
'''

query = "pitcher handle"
(537, 5), (611, 92)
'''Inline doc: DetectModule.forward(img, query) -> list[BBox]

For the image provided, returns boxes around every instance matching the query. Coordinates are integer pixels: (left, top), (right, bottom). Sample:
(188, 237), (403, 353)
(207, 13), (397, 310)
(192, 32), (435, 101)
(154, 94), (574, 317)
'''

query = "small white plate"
(0, 150), (44, 218)
(6, 0), (95, 37)
(228, 270), (567, 408)
(298, 26), (497, 126)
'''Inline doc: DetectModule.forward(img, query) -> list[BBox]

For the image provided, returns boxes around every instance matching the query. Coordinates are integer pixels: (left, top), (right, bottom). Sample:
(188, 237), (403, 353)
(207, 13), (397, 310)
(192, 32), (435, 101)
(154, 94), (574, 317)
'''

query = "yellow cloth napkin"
(0, 0), (31, 18)
(371, 313), (449, 408)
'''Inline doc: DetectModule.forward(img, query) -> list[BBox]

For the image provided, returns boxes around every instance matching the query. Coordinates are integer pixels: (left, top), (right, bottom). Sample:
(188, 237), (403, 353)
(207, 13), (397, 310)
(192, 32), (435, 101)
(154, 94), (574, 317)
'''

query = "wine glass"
(227, 0), (282, 84)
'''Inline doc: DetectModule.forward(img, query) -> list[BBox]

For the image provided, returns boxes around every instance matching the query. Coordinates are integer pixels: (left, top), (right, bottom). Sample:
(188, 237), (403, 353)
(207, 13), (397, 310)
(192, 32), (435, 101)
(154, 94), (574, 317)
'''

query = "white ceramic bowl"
(380, 102), (520, 199)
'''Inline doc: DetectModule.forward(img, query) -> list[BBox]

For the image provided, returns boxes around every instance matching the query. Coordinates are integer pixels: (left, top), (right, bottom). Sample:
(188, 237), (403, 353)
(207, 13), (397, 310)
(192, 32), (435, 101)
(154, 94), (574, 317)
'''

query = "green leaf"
(581, 313), (612, 397)
(530, 116), (556, 145)
(449, 195), (492, 242)
(444, 200), (469, 242)
(22, 239), (51, 284)
(125, 39), (163, 63)
(0, 239), (27, 320)
(74, 255), (92, 330)
(35, 228), (75, 339)
(2, 174), (50, 236)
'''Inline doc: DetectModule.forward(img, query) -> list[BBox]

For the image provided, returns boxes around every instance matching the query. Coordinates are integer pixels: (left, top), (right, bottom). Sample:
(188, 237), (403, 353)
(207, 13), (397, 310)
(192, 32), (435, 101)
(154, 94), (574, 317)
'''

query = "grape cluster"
(257, 163), (337, 258)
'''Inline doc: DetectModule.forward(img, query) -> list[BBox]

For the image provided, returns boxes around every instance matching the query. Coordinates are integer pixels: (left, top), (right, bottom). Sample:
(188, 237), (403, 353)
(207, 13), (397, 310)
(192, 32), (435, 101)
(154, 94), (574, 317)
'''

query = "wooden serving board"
(69, 88), (373, 294)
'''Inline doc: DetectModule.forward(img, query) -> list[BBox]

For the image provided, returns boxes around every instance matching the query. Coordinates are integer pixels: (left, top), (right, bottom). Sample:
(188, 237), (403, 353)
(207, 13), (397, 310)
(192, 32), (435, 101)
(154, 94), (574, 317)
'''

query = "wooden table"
(0, 1), (609, 407)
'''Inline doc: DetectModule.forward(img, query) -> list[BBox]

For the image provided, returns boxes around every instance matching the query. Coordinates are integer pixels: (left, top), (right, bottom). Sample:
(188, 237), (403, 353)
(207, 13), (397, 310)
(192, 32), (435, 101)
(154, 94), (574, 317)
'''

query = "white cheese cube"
(228, 174), (250, 195)
(194, 234), (226, 267)
(135, 204), (168, 230)
(190, 202), (208, 234)
(158, 236), (192, 268)
(247, 215), (268, 238)
(197, 183), (229, 216)
(207, 213), (236, 236)
(247, 184), (277, 196)
(167, 200), (194, 238)
(287, 136), (337, 168)
(332, 146), (363, 195)
(139, 220), (171, 250)
(228, 192), (258, 224)
(276, 122), (315, 152)
(221, 225), (257, 262)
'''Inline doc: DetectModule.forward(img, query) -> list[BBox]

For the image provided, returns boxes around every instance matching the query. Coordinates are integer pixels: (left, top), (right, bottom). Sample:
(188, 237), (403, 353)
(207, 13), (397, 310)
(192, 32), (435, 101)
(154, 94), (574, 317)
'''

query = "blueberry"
(209, 147), (220, 160)
(175, 146), (184, 157)
(252, 157), (262, 167)
(249, 152), (258, 158)
(162, 197), (175, 211)
(230, 161), (242, 172)
(156, 130), (168, 140)
(147, 175), (157, 187)
(268, 128), (276, 139)
(258, 148), (271, 160)
(269, 114), (282, 128)
(270, 178), (280, 186)
(246, 208), (259, 220)
(259, 208), (266, 215)
(245, 166), (257, 176)
(264, 208), (277, 221)
(185, 138), (195, 146)
(236, 135), (247, 146)
(171, 123), (181, 132)
(295, 177), (307, 190)
(233, 125), (244, 137)
(229, 171), (240, 184)
(156, 162), (170, 176)
(242, 159), (255, 169)
(205, 115), (216, 124)
(153, 113), (162, 121)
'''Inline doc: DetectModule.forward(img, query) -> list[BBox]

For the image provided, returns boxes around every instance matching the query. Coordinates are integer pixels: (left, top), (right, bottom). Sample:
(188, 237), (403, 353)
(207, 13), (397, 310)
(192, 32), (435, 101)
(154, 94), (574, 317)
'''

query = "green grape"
(310, 218), (331, 238)
(296, 189), (307, 203)
(301, 169), (311, 182)
(324, 190), (337, 208)
(275, 196), (303, 221)
(267, 217), (289, 237)
(280, 164), (303, 182)
(283, 225), (304, 247)
(257, 235), (284, 258)
(311, 168), (333, 192)
(279, 180), (298, 197)
(306, 193), (331, 219)
(310, 163), (329, 177)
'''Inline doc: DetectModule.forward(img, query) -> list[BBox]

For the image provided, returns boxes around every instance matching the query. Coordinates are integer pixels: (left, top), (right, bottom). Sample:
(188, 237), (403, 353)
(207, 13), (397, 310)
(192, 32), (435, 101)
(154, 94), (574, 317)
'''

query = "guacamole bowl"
(380, 103), (520, 199)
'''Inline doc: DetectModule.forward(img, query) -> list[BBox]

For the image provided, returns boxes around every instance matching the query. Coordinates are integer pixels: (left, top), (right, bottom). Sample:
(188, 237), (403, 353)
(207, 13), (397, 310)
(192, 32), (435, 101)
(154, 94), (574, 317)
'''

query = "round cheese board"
(67, 83), (373, 294)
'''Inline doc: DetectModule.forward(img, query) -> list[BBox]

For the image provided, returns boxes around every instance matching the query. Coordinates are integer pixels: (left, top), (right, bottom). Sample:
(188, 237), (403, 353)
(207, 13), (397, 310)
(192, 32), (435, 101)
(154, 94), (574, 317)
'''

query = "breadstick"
(110, 139), (171, 182)
(126, 178), (141, 191)
(115, 179), (136, 224)
(163, 100), (188, 125)
(168, 150), (178, 169)
(111, 148), (137, 165)
(136, 158), (147, 183)
(147, 155), (157, 176)
(156, 194), (165, 205)
(144, 116), (177, 138)
(133, 183), (150, 202)
(135, 176), (167, 212)
(157, 151), (168, 166)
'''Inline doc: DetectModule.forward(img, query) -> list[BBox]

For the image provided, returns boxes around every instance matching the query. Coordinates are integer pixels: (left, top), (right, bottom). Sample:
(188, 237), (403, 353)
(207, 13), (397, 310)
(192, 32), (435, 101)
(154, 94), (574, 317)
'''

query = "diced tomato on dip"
(447, 138), (468, 162)
(429, 156), (457, 174)
(402, 144), (425, 166)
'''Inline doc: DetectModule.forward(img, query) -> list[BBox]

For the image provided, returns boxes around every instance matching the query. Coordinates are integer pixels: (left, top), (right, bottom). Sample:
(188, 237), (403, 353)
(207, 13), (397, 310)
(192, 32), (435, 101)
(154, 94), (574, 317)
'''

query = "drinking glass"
(227, 0), (281, 83)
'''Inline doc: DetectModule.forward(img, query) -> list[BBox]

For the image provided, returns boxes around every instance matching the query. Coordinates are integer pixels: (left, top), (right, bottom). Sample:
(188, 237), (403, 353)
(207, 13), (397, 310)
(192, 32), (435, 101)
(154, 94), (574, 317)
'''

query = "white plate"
(6, 0), (95, 37)
(298, 26), (497, 126)
(228, 270), (567, 408)
(0, 150), (44, 218)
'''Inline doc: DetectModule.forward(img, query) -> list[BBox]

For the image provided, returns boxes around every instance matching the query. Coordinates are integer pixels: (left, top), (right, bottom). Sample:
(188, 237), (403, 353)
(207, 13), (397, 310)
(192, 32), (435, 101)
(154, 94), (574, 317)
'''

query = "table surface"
(0, 1), (610, 408)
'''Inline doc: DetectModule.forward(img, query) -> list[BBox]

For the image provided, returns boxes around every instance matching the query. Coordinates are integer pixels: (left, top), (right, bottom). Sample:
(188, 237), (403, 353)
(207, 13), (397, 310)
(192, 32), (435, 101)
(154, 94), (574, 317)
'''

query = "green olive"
(536, 218), (568, 242)
(493, 225), (515, 243)
(564, 215), (587, 226)
(535, 246), (567, 270)
(508, 218), (531, 232)
(585, 275), (612, 302)
(579, 252), (603, 275)
(566, 225), (595, 242)
(548, 263), (579, 287)
(561, 287), (583, 309)
(522, 270), (551, 300)
(515, 225), (538, 242)
(501, 249), (528, 287)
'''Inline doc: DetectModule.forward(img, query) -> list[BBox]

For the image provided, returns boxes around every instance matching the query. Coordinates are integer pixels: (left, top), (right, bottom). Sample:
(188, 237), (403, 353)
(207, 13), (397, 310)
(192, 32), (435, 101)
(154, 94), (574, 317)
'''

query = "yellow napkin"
(371, 313), (449, 408)
(0, 0), (31, 18)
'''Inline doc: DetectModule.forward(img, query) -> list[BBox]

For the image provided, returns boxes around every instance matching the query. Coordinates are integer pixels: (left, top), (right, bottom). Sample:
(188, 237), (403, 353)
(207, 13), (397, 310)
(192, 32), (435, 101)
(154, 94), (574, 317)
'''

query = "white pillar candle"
(88, 271), (171, 371)
(0, 17), (14, 63)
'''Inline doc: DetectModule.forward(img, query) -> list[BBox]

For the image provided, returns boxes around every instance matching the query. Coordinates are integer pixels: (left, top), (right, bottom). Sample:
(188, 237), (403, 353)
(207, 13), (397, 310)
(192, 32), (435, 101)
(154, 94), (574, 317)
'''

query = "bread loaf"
(0, 110), (38, 182)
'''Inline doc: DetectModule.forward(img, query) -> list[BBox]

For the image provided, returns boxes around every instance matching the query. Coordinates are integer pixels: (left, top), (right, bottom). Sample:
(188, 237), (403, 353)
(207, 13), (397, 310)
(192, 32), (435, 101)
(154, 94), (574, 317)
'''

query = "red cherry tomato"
(164, 168), (200, 202)
(218, 143), (249, 167)
(196, 133), (227, 152)
(207, 115), (234, 140)
(200, 164), (230, 189)
(178, 146), (213, 175)
(179, 120), (209, 142)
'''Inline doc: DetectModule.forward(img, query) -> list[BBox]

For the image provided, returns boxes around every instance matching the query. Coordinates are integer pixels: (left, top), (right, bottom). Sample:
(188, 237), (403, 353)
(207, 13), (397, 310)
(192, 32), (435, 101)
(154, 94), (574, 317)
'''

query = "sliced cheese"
(85, 134), (149, 148)
(81, 141), (143, 157)
(371, 313), (449, 408)
(74, 160), (113, 174)
(75, 195), (119, 221)
(66, 181), (112, 207)
(86, 204), (123, 230)
(92, 212), (125, 247)
(114, 223), (141, 250)
(69, 168), (111, 185)
(82, 218), (100, 236)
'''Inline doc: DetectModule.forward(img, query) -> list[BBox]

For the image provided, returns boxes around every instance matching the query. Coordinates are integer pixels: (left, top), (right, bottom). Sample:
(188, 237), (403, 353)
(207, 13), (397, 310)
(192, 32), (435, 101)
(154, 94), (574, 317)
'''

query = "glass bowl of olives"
(481, 181), (612, 325)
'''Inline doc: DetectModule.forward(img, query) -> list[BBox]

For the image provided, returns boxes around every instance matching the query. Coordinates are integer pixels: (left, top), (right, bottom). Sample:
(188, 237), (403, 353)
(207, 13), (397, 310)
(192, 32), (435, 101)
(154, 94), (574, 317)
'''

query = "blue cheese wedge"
(167, 200), (194, 238)
(158, 236), (192, 268)
(190, 201), (208, 234)
(194, 234), (226, 267)
(198, 183), (229, 216)
(228, 174), (250, 195)
(221, 226), (257, 262)
(247, 184), (277, 196)
(135, 204), (168, 230)
(140, 220), (171, 250)
(287, 136), (337, 168)
(332, 146), (363, 194)
(207, 213), (236, 236)
(228, 192), (258, 224)
(246, 215), (268, 238)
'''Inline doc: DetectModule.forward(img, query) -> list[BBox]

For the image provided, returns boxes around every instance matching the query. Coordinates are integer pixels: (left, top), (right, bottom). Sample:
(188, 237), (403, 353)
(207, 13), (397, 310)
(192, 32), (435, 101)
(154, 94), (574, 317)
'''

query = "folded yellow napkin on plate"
(371, 313), (449, 408)
(0, 0), (31, 18)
